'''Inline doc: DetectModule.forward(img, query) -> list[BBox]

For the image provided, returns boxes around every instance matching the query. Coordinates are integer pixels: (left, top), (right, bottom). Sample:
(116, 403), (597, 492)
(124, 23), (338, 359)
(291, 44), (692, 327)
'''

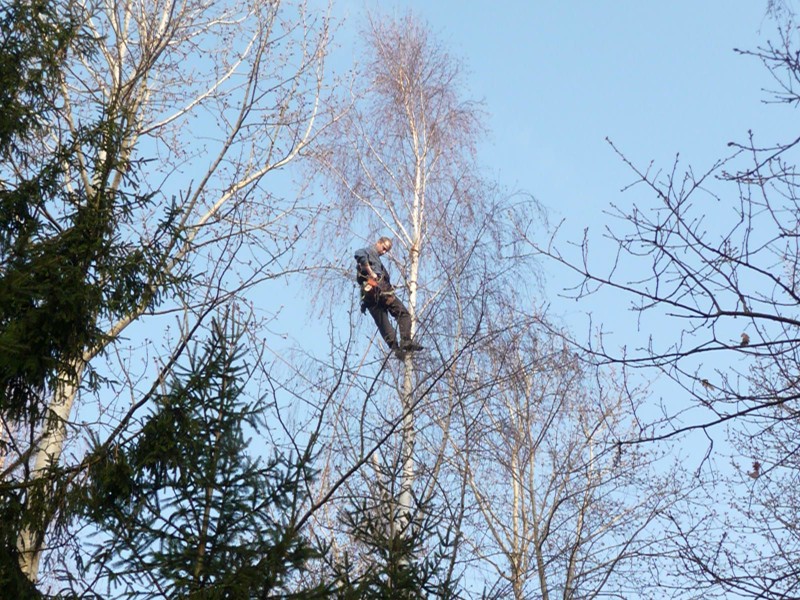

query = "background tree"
(528, 10), (800, 598)
(455, 317), (684, 599)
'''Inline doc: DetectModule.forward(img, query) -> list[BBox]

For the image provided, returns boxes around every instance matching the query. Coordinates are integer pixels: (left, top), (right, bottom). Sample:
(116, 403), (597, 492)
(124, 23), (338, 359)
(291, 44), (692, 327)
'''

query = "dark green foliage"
(331, 477), (462, 599)
(74, 318), (322, 599)
(0, 0), (183, 427)
(0, 494), (42, 600)
(0, 130), (181, 426)
(0, 0), (84, 155)
(0, 0), (85, 423)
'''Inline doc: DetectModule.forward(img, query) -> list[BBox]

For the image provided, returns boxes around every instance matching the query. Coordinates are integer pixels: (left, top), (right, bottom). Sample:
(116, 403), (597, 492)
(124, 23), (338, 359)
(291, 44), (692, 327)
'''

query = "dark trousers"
(366, 296), (412, 349)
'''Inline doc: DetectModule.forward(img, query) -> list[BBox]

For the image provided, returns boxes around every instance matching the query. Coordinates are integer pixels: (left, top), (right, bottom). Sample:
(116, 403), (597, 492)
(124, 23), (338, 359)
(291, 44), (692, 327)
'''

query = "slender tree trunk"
(397, 255), (419, 540)
(17, 358), (85, 580)
(394, 108), (424, 536)
(511, 452), (524, 600)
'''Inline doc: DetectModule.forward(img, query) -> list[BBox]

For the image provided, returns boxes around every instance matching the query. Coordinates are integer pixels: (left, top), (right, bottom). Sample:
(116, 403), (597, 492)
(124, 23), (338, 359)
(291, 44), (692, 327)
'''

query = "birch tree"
(307, 11), (572, 595)
(315, 7), (482, 520)
(455, 319), (683, 599)
(0, 0), (331, 585)
(310, 9), (494, 585)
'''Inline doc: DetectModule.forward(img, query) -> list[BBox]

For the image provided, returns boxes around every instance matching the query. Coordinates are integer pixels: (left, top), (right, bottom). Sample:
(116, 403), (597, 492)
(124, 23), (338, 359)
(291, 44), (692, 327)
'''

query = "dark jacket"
(354, 246), (390, 285)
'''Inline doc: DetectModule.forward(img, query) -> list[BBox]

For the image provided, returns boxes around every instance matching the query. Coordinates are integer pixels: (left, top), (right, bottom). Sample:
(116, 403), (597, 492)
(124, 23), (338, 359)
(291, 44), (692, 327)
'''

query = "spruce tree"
(75, 316), (323, 598)
(0, 0), (182, 586)
(330, 462), (462, 599)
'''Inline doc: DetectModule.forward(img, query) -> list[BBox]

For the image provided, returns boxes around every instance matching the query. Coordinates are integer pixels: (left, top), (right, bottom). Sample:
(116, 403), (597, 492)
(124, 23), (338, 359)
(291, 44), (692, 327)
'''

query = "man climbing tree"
(354, 236), (423, 358)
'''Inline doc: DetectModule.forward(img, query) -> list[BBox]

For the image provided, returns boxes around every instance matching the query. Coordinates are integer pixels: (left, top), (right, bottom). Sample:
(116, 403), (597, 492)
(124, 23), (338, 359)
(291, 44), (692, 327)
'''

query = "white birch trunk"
(17, 360), (84, 579)
(396, 133), (423, 536)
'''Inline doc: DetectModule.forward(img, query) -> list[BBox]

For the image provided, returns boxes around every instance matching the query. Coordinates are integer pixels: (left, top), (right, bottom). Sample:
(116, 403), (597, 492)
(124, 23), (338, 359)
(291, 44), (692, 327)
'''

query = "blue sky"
(323, 2), (784, 339)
